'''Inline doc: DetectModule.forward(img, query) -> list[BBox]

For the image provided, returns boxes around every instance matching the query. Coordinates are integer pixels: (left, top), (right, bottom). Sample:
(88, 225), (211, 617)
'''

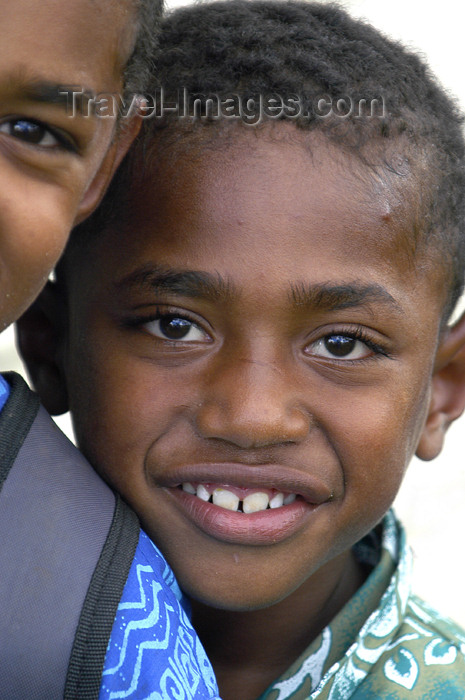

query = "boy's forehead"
(128, 129), (423, 262)
(0, 0), (135, 91)
(79, 127), (447, 316)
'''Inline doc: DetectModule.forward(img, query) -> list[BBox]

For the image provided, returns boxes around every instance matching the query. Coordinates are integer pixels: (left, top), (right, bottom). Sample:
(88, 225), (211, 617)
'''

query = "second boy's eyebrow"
(290, 282), (405, 315)
(117, 266), (404, 314)
(115, 266), (233, 302)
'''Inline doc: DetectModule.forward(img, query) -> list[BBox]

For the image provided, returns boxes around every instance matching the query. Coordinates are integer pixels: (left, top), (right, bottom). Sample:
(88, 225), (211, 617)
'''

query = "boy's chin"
(166, 550), (312, 612)
(187, 578), (295, 613)
(164, 540), (357, 615)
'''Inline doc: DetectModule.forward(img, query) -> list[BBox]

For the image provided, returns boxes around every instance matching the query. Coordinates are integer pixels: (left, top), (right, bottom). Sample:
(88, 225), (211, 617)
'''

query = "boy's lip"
(156, 462), (335, 505)
(156, 462), (335, 546)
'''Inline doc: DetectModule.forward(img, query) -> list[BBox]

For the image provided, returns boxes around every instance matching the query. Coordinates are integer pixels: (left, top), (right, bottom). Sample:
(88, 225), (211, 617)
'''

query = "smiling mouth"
(180, 482), (297, 513)
(167, 469), (330, 545)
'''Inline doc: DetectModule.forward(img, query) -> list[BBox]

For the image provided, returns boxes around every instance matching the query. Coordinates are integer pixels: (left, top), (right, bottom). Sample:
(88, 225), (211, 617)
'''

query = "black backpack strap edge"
(0, 372), (40, 491)
(65, 495), (140, 699)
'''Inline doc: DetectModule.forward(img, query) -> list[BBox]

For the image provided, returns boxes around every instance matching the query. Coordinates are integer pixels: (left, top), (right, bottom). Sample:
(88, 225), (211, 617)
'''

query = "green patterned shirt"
(259, 511), (465, 699)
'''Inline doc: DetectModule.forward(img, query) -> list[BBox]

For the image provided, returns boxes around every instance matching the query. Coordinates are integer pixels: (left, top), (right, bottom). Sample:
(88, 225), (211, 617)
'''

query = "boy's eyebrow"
(23, 81), (95, 112)
(1, 70), (95, 113)
(117, 268), (404, 315)
(290, 282), (404, 314)
(115, 265), (233, 302)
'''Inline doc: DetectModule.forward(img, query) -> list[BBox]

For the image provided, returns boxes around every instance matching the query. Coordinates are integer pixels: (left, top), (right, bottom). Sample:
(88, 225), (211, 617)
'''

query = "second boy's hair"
(72, 0), (465, 321)
(123, 0), (163, 98)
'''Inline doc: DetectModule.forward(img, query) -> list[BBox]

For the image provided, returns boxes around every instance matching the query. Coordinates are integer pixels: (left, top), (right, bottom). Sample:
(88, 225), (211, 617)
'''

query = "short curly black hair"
(73, 0), (465, 319)
(122, 0), (163, 98)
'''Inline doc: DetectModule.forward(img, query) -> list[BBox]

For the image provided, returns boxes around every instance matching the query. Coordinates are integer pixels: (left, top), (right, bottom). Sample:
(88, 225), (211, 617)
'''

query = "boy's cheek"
(0, 121), (124, 327)
(0, 240), (66, 330)
(0, 203), (77, 328)
(326, 378), (432, 505)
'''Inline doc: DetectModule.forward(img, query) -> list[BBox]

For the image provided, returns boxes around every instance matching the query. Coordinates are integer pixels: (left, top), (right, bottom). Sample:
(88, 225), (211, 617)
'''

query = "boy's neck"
(191, 549), (366, 700)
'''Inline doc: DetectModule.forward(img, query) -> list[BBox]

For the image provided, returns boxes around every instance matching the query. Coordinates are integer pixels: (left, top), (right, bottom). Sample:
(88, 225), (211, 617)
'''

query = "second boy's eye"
(144, 314), (208, 342)
(308, 334), (373, 360)
(0, 118), (64, 149)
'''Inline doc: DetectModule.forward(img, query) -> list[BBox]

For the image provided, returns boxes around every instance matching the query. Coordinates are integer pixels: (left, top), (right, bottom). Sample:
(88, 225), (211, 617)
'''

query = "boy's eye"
(144, 314), (208, 342)
(0, 118), (63, 148)
(308, 334), (372, 360)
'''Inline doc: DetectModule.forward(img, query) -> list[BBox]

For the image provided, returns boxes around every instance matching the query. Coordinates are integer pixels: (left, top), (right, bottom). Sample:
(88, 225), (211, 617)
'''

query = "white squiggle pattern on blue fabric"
(99, 531), (220, 700)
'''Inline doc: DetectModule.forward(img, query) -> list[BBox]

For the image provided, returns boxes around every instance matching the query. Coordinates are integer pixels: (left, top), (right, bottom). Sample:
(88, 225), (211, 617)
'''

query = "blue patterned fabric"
(99, 530), (220, 700)
(0, 375), (10, 412)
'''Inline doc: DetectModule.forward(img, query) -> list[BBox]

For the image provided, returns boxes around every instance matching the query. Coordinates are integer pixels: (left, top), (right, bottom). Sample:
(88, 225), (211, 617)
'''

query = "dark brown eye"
(144, 315), (208, 342)
(324, 335), (356, 357)
(159, 316), (194, 339)
(306, 333), (372, 361)
(0, 119), (59, 147)
(12, 120), (46, 142)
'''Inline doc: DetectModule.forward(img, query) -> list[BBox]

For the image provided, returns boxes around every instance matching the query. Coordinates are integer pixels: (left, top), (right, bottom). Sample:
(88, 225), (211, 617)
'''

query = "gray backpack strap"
(0, 373), (139, 699)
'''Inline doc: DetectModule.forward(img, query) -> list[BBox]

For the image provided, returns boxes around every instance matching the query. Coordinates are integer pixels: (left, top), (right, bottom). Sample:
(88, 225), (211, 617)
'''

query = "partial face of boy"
(40, 130), (458, 611)
(0, 0), (138, 328)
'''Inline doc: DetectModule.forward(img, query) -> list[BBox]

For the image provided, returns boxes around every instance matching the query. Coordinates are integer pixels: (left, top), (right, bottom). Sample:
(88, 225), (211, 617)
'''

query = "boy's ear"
(416, 311), (465, 461)
(74, 114), (141, 225)
(15, 281), (69, 416)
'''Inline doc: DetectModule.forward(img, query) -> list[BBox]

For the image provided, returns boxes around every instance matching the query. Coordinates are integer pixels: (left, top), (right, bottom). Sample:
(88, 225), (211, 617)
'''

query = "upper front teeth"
(196, 484), (210, 501)
(181, 483), (297, 513)
(213, 488), (240, 511)
(269, 492), (284, 509)
(243, 492), (269, 513)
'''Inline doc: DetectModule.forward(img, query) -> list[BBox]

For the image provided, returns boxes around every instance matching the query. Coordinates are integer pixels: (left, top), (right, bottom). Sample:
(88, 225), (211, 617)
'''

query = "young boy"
(0, 1), (219, 697)
(20, 0), (465, 697)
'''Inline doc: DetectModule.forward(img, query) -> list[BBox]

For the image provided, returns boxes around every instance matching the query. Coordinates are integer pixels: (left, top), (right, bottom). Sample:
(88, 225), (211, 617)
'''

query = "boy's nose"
(195, 354), (311, 449)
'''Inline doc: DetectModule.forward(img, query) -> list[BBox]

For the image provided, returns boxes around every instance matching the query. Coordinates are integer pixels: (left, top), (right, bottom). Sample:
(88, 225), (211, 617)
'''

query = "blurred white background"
(2, 0), (465, 626)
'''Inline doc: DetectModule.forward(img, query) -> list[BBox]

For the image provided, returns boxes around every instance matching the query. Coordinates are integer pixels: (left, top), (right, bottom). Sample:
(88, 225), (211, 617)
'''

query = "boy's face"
(0, 0), (137, 328)
(59, 131), (445, 610)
